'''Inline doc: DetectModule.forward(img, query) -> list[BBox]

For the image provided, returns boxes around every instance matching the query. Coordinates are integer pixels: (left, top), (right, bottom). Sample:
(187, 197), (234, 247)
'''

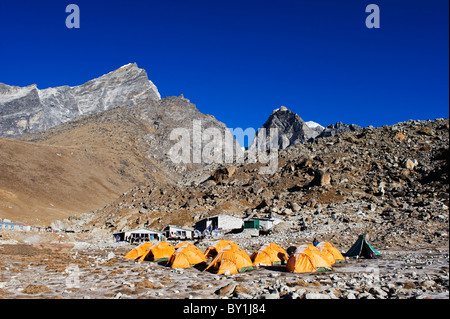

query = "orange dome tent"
(205, 245), (254, 275)
(286, 245), (332, 273)
(204, 239), (239, 258)
(168, 243), (207, 269)
(303, 244), (332, 271)
(286, 250), (316, 273)
(308, 244), (336, 265)
(317, 242), (345, 263)
(124, 242), (154, 261)
(175, 241), (192, 249)
(251, 243), (289, 267)
(137, 241), (175, 262)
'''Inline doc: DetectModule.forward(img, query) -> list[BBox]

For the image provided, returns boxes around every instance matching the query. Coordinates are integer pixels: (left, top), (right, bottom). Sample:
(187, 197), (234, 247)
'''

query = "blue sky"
(0, 0), (448, 143)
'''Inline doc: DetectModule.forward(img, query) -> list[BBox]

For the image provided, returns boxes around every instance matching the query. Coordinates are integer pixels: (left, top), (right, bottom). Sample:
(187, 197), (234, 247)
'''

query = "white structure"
(0, 222), (31, 232)
(162, 225), (194, 240)
(113, 227), (162, 243)
(244, 217), (283, 230)
(195, 214), (243, 232)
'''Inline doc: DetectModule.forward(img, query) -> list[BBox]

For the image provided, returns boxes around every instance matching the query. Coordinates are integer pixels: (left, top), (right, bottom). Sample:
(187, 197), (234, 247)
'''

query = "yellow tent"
(251, 243), (289, 266)
(304, 245), (333, 270)
(137, 241), (175, 262)
(308, 244), (336, 265)
(124, 242), (154, 260)
(286, 245), (332, 273)
(317, 242), (345, 263)
(318, 248), (336, 265)
(175, 241), (191, 249)
(205, 245), (253, 275)
(204, 240), (239, 258)
(168, 243), (206, 269)
(286, 251), (316, 273)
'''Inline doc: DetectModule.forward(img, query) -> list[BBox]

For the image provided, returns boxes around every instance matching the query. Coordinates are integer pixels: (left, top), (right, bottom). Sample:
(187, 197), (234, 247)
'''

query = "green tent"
(344, 235), (381, 259)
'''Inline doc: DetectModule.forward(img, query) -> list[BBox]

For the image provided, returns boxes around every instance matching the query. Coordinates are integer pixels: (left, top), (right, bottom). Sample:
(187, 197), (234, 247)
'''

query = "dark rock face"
(317, 122), (362, 138)
(250, 106), (319, 150)
(250, 107), (363, 151)
(0, 63), (161, 138)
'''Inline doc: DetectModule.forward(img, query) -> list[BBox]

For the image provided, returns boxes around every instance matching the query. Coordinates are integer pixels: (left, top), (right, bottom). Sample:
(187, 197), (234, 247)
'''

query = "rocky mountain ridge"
(317, 122), (362, 138)
(250, 106), (362, 151)
(250, 106), (318, 150)
(0, 65), (239, 224)
(0, 63), (160, 138)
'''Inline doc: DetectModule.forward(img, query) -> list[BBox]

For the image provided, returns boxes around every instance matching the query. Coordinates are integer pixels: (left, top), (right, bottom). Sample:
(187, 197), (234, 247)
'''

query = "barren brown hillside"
(0, 136), (173, 225)
(1, 95), (234, 226)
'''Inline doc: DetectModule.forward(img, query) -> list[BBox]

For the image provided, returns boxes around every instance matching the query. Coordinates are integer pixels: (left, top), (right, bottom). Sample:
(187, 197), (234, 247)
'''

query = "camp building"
(195, 214), (243, 233)
(0, 221), (31, 232)
(113, 227), (162, 243)
(162, 225), (194, 240)
(244, 217), (283, 230)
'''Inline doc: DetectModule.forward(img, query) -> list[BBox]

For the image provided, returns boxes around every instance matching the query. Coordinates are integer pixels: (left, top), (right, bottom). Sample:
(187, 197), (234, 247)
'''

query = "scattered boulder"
(311, 169), (331, 186)
(211, 166), (236, 183)
(418, 127), (434, 136)
(394, 132), (408, 141)
(216, 283), (238, 297)
(403, 159), (417, 170)
(290, 202), (301, 213)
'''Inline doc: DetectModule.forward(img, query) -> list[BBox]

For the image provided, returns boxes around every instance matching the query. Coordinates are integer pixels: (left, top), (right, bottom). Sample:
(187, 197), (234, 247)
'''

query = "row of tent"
(124, 238), (369, 275)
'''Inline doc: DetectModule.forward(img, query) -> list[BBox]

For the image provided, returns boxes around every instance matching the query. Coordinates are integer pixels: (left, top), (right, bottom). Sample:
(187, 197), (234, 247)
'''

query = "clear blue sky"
(0, 0), (448, 139)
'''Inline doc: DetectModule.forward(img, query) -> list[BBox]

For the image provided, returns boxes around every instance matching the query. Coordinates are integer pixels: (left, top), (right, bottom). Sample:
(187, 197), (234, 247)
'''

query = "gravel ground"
(0, 232), (448, 299)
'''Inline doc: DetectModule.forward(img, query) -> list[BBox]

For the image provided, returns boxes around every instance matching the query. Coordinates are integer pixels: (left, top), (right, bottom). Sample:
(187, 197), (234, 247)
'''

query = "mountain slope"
(0, 137), (158, 225)
(0, 65), (239, 225)
(1, 93), (236, 225)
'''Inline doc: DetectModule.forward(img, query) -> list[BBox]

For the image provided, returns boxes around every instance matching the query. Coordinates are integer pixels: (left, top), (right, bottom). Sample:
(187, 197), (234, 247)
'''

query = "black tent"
(344, 235), (381, 258)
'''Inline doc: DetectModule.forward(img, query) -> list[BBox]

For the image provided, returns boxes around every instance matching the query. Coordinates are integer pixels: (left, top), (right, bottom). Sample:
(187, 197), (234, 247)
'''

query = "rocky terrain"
(64, 118), (449, 253)
(1, 115), (448, 299)
(0, 64), (448, 300)
(0, 231), (448, 300)
(317, 121), (362, 138)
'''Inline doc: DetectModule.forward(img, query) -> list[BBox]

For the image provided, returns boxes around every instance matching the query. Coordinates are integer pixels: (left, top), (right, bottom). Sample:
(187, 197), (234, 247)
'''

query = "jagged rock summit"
(0, 63), (161, 138)
(250, 106), (321, 150)
(250, 106), (366, 151)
